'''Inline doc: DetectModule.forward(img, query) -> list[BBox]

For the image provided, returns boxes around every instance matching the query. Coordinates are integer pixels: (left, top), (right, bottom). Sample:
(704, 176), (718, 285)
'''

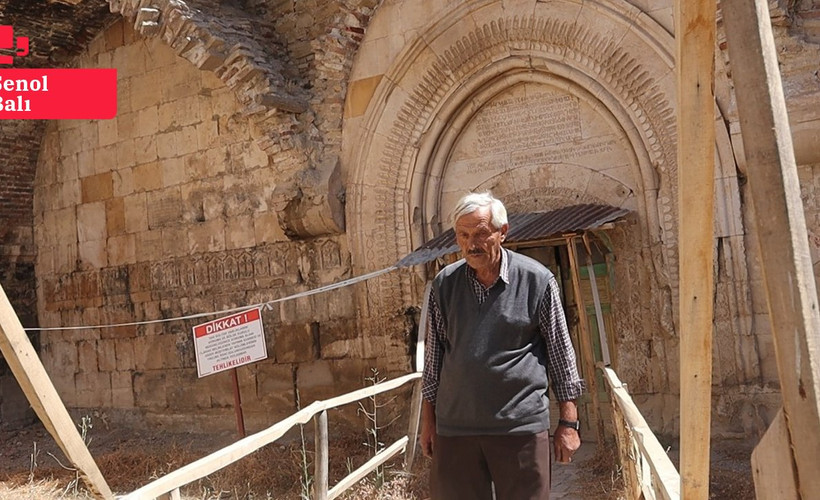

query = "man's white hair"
(452, 192), (508, 230)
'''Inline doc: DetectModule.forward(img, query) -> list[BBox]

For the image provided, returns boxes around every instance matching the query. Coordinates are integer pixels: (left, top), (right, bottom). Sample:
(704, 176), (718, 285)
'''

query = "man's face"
(455, 206), (508, 274)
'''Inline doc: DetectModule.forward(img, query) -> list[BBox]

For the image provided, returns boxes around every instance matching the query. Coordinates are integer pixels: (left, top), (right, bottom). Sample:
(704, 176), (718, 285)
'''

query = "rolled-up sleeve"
(540, 276), (585, 401)
(422, 288), (445, 404)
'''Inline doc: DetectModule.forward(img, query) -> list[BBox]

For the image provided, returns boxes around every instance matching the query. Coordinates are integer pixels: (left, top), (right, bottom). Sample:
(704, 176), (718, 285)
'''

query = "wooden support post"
(675, 0), (716, 498)
(721, 1), (820, 496)
(314, 410), (329, 500)
(751, 409), (798, 499)
(0, 284), (113, 500)
(405, 378), (423, 472)
(566, 238), (605, 445)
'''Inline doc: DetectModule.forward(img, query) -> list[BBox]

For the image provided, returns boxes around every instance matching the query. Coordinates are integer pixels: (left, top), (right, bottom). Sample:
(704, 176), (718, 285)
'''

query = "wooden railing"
(599, 364), (680, 500)
(120, 372), (423, 500)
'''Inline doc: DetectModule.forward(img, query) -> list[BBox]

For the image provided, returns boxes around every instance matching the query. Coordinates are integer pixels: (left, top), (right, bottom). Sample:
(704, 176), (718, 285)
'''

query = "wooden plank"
(404, 378), (423, 472)
(314, 410), (329, 500)
(582, 238), (611, 366)
(751, 408), (798, 499)
(675, 1), (716, 498)
(601, 366), (680, 500)
(123, 374), (421, 498)
(415, 282), (432, 373)
(720, 1), (820, 497)
(0, 284), (113, 500)
(566, 238), (605, 444)
(327, 436), (408, 500)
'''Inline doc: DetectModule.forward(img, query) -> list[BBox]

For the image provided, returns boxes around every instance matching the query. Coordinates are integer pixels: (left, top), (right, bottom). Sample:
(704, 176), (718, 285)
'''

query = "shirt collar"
(465, 247), (510, 286)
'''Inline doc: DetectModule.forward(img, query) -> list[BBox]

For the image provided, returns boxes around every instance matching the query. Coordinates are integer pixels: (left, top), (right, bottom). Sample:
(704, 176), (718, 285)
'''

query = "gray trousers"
(430, 430), (551, 500)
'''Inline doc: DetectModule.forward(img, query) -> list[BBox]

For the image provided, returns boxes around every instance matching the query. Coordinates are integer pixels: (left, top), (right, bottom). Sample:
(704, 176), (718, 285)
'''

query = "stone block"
(254, 212), (287, 244)
(116, 139), (138, 172)
(98, 339), (117, 372)
(273, 323), (315, 363)
(93, 145), (118, 175)
(77, 201), (108, 242)
(98, 118), (118, 147)
(187, 219), (226, 254)
(108, 234), (136, 266)
(196, 120), (219, 150)
(156, 131), (178, 160)
(296, 358), (373, 405)
(58, 153), (79, 183)
(115, 339), (136, 370)
(345, 74), (383, 118)
(225, 214), (256, 250)
(146, 187), (182, 229)
(131, 76), (159, 112)
(133, 336), (167, 371)
(106, 198), (126, 236)
(177, 125), (199, 156)
(166, 369), (211, 410)
(134, 135), (158, 164)
(255, 362), (295, 410)
(79, 239), (108, 269)
(111, 371), (135, 407)
(75, 371), (112, 407)
(133, 162), (163, 192)
(123, 193), (148, 234)
(56, 179), (81, 210)
(161, 157), (185, 187)
(113, 167), (134, 197)
(104, 19), (124, 51)
(161, 227), (188, 258)
(81, 172), (114, 203)
(279, 295), (315, 325)
(117, 111), (136, 140)
(135, 105), (159, 137)
(77, 340), (99, 373)
(77, 149), (95, 178)
(133, 371), (167, 408)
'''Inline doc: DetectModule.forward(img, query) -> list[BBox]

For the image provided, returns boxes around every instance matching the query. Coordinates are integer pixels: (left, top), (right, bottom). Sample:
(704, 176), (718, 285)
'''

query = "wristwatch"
(558, 419), (581, 431)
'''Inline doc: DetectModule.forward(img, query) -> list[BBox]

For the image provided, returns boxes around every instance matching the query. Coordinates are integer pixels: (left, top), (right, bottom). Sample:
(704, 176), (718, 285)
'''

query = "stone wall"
(32, 19), (410, 432)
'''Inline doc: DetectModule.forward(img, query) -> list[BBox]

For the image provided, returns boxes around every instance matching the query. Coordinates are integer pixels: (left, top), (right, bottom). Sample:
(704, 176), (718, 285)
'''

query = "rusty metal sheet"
(396, 204), (630, 267)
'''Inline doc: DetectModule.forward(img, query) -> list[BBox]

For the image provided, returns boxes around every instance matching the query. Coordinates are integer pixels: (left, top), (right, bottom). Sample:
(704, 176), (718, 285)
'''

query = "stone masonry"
(0, 0), (820, 441)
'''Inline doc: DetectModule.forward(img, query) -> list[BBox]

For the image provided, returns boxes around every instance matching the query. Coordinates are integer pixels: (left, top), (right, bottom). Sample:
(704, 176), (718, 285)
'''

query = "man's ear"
(500, 223), (509, 242)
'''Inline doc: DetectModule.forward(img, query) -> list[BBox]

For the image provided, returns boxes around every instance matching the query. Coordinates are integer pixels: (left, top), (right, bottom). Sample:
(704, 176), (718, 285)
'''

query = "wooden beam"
(327, 437), (408, 500)
(751, 408), (798, 499)
(675, 0), (716, 498)
(314, 410), (329, 500)
(720, 0), (820, 496)
(0, 284), (113, 500)
(566, 238), (605, 445)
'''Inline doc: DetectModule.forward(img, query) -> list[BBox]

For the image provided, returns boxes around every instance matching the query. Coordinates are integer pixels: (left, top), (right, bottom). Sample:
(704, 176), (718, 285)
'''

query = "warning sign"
(192, 308), (267, 378)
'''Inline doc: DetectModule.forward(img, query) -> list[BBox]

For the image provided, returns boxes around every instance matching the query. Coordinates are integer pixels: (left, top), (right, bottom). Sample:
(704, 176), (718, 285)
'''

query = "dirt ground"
(0, 419), (754, 499)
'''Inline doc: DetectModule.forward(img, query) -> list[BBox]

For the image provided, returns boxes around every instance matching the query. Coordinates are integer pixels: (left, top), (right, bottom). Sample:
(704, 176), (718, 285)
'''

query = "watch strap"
(558, 419), (580, 431)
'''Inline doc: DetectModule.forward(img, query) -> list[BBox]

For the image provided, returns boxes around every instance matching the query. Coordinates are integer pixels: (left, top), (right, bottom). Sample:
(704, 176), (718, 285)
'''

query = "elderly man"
(420, 192), (585, 500)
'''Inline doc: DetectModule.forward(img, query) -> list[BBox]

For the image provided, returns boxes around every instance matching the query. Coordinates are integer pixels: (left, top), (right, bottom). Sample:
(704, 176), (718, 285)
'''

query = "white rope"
(24, 266), (398, 332)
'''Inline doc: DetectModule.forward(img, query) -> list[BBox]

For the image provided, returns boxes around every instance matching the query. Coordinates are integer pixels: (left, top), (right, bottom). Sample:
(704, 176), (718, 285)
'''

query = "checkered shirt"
(422, 249), (585, 404)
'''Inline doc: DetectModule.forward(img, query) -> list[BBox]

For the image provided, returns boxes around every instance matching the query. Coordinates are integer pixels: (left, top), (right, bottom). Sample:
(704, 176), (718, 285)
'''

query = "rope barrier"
(24, 266), (398, 332)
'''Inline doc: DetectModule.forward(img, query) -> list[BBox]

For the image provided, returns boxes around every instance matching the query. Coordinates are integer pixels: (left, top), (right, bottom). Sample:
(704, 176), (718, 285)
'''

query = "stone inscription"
(473, 93), (582, 156)
(462, 136), (617, 176)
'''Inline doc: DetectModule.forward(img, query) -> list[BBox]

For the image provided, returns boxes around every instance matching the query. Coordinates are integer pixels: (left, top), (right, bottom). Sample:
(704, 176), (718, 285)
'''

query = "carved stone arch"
(347, 0), (742, 336)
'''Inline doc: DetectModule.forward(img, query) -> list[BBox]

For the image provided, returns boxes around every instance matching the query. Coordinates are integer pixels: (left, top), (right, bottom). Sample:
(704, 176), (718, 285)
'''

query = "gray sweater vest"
(433, 250), (552, 436)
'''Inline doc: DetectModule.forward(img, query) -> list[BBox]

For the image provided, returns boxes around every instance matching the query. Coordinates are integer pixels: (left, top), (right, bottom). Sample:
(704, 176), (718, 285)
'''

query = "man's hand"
(554, 400), (580, 463)
(553, 424), (580, 463)
(421, 400), (436, 458)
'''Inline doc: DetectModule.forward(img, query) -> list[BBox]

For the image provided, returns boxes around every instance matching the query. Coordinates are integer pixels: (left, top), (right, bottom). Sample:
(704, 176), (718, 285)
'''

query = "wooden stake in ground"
(721, 0), (820, 497)
(675, 1), (716, 498)
(0, 283), (113, 500)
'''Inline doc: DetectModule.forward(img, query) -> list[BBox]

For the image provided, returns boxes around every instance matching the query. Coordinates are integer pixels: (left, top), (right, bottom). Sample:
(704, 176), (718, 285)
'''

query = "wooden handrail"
(121, 372), (422, 500)
(599, 364), (680, 500)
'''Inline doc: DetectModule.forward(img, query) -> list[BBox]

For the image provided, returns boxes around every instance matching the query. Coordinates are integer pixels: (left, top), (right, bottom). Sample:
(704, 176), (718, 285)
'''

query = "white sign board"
(192, 308), (267, 378)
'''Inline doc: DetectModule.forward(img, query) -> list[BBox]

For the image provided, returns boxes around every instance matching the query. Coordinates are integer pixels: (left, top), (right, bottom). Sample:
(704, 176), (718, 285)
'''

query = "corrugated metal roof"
(396, 204), (630, 267)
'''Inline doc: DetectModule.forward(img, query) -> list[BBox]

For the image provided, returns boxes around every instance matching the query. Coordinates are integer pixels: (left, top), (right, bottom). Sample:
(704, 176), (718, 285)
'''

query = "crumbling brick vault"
(2, 0), (820, 440)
